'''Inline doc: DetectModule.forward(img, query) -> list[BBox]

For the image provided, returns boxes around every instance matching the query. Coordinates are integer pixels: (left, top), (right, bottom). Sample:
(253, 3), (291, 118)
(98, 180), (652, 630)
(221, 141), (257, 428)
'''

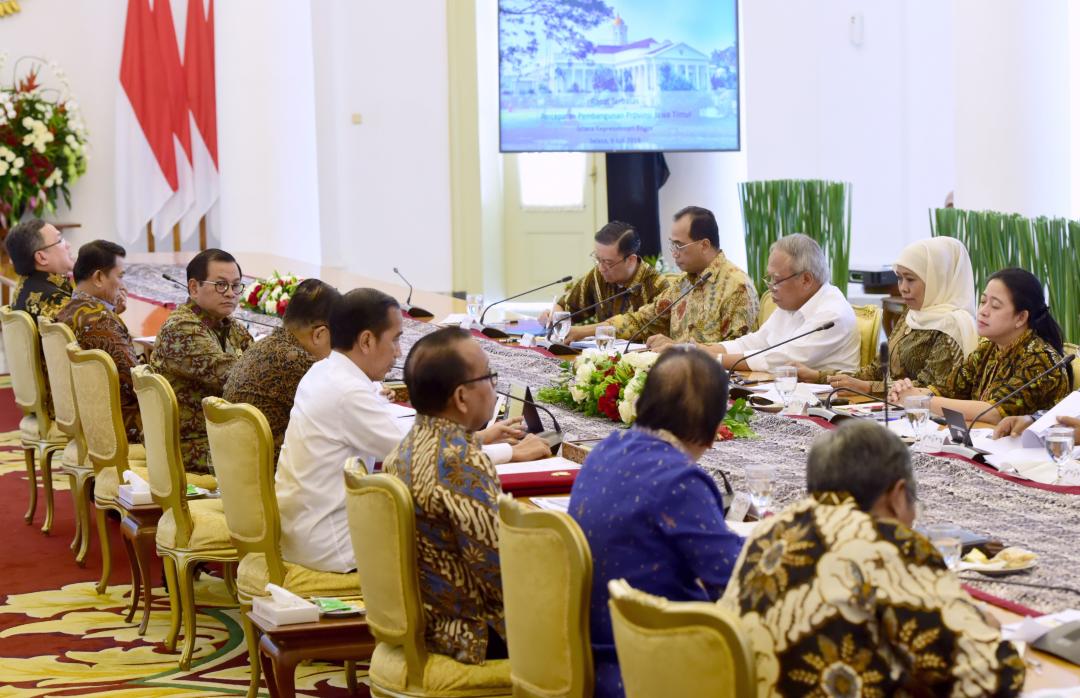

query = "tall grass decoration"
(931, 208), (1080, 344)
(739, 179), (852, 296)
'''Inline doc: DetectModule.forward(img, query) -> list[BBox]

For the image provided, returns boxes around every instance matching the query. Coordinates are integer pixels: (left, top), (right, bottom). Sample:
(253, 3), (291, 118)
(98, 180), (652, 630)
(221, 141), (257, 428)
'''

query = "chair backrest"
(498, 494), (593, 698)
(852, 303), (883, 368)
(67, 343), (131, 474)
(38, 319), (79, 437)
(0, 306), (49, 426)
(202, 396), (285, 583)
(132, 365), (193, 546)
(607, 579), (755, 698)
(343, 470), (428, 687)
(1064, 343), (1080, 389)
(757, 290), (777, 328)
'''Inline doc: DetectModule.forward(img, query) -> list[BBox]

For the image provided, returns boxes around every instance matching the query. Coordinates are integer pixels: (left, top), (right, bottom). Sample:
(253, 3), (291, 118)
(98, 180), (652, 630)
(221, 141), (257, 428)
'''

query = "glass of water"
(551, 311), (572, 344)
(924, 523), (962, 570)
(595, 324), (616, 353)
(774, 365), (798, 407)
(466, 294), (484, 326)
(1045, 425), (1075, 480)
(903, 394), (932, 438)
(744, 463), (775, 515)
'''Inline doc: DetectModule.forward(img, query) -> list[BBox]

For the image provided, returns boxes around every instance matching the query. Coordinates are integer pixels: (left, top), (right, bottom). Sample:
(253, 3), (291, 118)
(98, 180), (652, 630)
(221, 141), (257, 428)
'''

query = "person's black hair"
(806, 420), (916, 511)
(988, 267), (1065, 357)
(635, 346), (729, 447)
(594, 221), (640, 257)
(282, 278), (342, 329)
(72, 240), (127, 284)
(5, 218), (47, 275)
(673, 205), (719, 248)
(404, 326), (475, 415)
(329, 287), (400, 351)
(186, 248), (242, 282)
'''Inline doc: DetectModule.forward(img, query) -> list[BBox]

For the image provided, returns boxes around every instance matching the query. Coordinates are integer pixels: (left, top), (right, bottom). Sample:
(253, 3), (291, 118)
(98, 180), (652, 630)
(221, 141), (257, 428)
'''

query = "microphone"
(162, 272), (278, 329)
(479, 275), (574, 339)
(392, 267), (434, 319)
(880, 340), (890, 426)
(497, 389), (563, 455)
(727, 321), (836, 382)
(162, 272), (188, 290)
(962, 353), (1076, 442)
(546, 283), (643, 349)
(623, 272), (713, 352)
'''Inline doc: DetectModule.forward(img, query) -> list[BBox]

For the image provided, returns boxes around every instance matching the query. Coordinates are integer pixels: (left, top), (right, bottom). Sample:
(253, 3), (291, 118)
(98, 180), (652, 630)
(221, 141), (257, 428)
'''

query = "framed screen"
(498, 0), (740, 153)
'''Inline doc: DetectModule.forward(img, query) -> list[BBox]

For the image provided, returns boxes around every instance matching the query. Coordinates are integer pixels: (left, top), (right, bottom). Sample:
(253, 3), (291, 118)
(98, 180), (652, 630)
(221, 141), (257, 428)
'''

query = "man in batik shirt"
(223, 278), (341, 463)
(150, 249), (252, 473)
(382, 327), (507, 665)
(567, 206), (758, 346)
(722, 420), (1024, 697)
(6, 218), (74, 321)
(538, 221), (668, 327)
(57, 240), (142, 441)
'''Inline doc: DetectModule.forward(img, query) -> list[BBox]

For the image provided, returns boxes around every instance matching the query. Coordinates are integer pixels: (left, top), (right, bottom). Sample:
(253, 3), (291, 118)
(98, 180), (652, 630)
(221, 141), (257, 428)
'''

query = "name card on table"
(497, 456), (582, 497)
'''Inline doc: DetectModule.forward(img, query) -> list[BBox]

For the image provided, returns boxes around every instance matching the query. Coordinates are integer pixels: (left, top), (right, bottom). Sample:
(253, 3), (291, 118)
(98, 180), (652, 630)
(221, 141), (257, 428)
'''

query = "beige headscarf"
(894, 237), (980, 356)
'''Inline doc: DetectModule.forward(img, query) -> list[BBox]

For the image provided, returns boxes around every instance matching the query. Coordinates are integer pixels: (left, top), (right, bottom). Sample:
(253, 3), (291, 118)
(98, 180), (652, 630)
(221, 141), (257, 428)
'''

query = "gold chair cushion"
(236, 553), (360, 600)
(19, 414), (66, 444)
(156, 498), (234, 552)
(93, 463), (150, 503)
(369, 642), (512, 697)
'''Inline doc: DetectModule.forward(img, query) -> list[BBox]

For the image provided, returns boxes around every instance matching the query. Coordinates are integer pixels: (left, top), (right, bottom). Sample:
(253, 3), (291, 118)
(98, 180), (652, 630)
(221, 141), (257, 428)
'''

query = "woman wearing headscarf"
(800, 236), (979, 394)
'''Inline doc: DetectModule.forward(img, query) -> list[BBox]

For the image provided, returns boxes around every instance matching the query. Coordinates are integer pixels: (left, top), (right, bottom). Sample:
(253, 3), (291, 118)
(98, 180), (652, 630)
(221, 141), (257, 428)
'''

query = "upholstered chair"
(757, 290), (777, 328)
(852, 303), (883, 368)
(1064, 342), (1080, 388)
(343, 470), (512, 698)
(203, 396), (361, 698)
(132, 366), (237, 669)
(0, 306), (67, 533)
(497, 494), (593, 698)
(607, 579), (755, 698)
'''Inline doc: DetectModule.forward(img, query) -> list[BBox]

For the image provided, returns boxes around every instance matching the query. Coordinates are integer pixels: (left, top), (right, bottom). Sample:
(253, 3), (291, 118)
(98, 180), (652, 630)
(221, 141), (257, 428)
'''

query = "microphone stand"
(479, 275), (574, 339)
(727, 321), (836, 385)
(544, 283), (643, 355)
(622, 272), (712, 352)
(497, 390), (564, 456)
(392, 267), (434, 319)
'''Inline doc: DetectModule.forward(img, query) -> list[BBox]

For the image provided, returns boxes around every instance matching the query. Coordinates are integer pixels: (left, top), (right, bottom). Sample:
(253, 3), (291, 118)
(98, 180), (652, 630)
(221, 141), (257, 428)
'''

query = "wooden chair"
(607, 579), (755, 698)
(497, 494), (593, 698)
(203, 396), (361, 697)
(758, 290), (777, 328)
(132, 366), (237, 669)
(38, 318), (94, 563)
(852, 303), (883, 368)
(343, 470), (512, 698)
(1064, 343), (1080, 388)
(0, 306), (67, 533)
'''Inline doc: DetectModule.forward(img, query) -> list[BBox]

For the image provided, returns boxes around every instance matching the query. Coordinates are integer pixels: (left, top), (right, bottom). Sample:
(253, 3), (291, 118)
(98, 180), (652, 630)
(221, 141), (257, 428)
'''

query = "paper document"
(531, 496), (571, 513)
(496, 456), (581, 476)
(726, 520), (759, 538)
(969, 428), (1024, 456)
(437, 313), (471, 326)
(1026, 391), (1080, 445)
(983, 448), (1060, 483)
(386, 403), (416, 418)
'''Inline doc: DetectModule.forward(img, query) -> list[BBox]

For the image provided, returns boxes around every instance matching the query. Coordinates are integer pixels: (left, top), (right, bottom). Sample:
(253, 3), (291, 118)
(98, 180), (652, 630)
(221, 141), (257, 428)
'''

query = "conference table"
(120, 253), (1080, 692)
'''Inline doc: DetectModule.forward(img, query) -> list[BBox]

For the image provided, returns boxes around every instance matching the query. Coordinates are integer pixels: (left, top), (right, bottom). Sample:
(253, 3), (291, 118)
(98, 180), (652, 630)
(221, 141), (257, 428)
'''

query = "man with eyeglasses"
(538, 221), (668, 327)
(223, 278), (342, 463)
(150, 248), (253, 473)
(5, 218), (74, 321)
(276, 290), (547, 574)
(383, 326), (517, 664)
(566, 206), (758, 347)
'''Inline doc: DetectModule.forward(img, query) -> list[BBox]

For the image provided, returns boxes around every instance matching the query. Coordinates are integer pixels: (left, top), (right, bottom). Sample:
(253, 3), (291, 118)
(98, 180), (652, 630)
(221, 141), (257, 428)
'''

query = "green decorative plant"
(738, 179), (852, 296)
(931, 208), (1080, 344)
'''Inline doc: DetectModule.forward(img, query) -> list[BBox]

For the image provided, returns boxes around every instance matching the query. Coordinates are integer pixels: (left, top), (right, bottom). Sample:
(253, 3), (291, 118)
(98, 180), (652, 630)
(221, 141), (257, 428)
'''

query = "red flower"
(246, 289), (259, 305)
(597, 382), (622, 421)
(276, 298), (289, 315)
(716, 424), (734, 441)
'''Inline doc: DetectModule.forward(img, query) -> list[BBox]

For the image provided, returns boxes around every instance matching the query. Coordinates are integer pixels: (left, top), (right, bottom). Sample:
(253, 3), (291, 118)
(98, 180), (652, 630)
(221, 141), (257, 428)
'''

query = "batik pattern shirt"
(607, 252), (758, 343)
(12, 270), (73, 321)
(223, 327), (314, 463)
(150, 301), (252, 472)
(556, 261), (669, 324)
(382, 414), (505, 665)
(929, 329), (1070, 418)
(721, 492), (1024, 697)
(823, 309), (966, 394)
(56, 291), (143, 442)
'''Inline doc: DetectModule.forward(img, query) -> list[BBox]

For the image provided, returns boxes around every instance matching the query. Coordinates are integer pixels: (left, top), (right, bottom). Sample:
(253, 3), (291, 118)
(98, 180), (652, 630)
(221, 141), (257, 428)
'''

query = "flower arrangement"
(537, 349), (756, 439)
(240, 271), (303, 317)
(0, 57), (89, 230)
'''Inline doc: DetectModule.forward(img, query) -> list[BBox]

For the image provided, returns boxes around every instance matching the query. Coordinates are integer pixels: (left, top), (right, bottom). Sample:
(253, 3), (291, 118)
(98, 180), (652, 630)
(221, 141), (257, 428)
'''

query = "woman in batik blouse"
(805, 237), (979, 394)
(892, 267), (1071, 423)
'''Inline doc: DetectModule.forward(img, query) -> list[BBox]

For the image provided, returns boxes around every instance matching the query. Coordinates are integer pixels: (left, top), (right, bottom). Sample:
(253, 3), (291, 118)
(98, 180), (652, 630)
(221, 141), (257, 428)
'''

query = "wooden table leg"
(260, 633), (300, 698)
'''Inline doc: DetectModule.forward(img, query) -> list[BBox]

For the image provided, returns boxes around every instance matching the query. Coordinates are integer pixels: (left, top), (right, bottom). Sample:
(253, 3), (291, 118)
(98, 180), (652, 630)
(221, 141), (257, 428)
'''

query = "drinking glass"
(466, 294), (484, 325)
(552, 311), (572, 344)
(1045, 424), (1075, 481)
(924, 523), (962, 570)
(774, 365), (797, 407)
(744, 463), (775, 515)
(595, 324), (616, 353)
(903, 394), (931, 438)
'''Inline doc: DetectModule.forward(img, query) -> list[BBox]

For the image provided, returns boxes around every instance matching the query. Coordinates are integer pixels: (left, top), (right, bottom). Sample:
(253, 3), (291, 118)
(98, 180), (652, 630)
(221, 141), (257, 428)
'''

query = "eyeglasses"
(458, 372), (498, 389)
(591, 252), (629, 270)
(197, 280), (246, 295)
(761, 272), (802, 290)
(668, 238), (704, 255)
(35, 232), (65, 253)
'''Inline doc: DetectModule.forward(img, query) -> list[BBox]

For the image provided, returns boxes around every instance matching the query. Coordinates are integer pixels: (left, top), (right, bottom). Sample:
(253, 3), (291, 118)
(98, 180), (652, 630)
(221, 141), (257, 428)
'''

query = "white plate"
(960, 559), (1038, 576)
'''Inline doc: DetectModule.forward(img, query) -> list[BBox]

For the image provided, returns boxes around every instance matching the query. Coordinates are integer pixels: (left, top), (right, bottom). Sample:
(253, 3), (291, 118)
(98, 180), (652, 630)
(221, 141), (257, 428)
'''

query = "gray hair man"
(705, 233), (859, 373)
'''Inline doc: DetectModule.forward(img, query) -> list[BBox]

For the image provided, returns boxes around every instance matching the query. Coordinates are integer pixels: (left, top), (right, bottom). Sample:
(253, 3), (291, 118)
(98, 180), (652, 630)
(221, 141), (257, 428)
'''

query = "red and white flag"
(179, 0), (218, 240)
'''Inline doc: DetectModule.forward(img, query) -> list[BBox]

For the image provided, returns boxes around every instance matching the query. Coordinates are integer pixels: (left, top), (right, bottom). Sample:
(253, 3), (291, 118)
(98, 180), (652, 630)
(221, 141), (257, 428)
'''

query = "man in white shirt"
(276, 288), (549, 573)
(704, 234), (859, 373)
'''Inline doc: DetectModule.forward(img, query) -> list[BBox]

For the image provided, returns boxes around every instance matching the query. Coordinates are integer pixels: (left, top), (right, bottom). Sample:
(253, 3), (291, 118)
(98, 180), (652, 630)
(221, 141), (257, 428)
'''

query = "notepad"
(496, 456), (581, 476)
